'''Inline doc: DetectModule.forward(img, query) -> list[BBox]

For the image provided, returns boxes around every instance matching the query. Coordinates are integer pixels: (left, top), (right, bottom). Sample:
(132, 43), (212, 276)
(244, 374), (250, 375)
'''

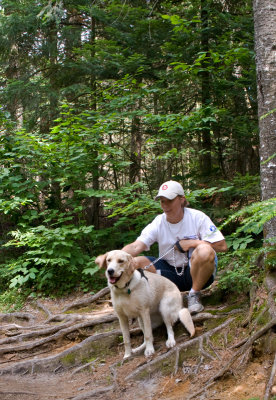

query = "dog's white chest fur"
(110, 271), (152, 318)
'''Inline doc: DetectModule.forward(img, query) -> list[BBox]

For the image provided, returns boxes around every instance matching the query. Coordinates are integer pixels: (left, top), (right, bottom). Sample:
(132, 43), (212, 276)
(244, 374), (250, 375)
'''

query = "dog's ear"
(127, 254), (136, 273)
(95, 253), (108, 269)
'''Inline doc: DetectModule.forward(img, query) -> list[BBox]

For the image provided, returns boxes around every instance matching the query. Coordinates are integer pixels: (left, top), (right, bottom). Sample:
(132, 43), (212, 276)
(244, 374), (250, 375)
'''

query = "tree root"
(186, 316), (276, 399)
(0, 327), (141, 375)
(0, 312), (36, 323)
(0, 328), (122, 375)
(71, 358), (99, 375)
(265, 271), (276, 318)
(0, 390), (57, 397)
(69, 385), (115, 400)
(242, 283), (257, 327)
(126, 318), (235, 381)
(62, 287), (110, 313)
(264, 351), (276, 400)
(1, 283), (273, 400)
(35, 300), (53, 318)
(0, 314), (118, 356)
(1, 313), (101, 337)
(0, 320), (78, 346)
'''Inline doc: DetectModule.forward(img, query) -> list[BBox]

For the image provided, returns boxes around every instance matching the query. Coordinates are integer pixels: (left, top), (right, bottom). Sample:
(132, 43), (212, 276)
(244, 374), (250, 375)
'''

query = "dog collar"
(115, 279), (132, 294)
(114, 269), (148, 295)
(137, 268), (148, 281)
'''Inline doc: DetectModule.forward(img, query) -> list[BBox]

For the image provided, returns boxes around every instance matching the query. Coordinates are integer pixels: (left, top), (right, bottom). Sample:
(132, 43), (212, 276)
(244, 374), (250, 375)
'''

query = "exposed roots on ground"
(62, 287), (110, 313)
(264, 352), (276, 400)
(0, 277), (275, 400)
(186, 317), (276, 399)
(126, 318), (234, 381)
(70, 385), (115, 400)
(0, 314), (118, 356)
(0, 328), (123, 375)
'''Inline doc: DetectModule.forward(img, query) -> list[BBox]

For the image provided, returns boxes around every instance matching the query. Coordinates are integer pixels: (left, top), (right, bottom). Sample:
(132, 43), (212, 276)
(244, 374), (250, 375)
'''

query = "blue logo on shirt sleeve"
(209, 225), (217, 232)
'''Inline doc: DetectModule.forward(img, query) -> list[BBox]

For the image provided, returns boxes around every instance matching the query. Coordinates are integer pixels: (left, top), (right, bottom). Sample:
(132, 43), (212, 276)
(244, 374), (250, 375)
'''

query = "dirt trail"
(0, 286), (275, 400)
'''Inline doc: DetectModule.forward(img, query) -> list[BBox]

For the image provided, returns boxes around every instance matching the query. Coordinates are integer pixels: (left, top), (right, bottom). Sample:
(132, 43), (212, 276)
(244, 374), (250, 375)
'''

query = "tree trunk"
(200, 0), (212, 178)
(129, 99), (142, 184)
(88, 15), (100, 230)
(253, 0), (276, 242)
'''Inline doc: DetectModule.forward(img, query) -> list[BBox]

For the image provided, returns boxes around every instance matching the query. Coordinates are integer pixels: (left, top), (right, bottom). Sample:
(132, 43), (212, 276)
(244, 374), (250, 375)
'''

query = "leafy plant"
(3, 223), (97, 293)
(0, 288), (27, 312)
(222, 198), (276, 237)
(218, 248), (262, 293)
(217, 197), (276, 292)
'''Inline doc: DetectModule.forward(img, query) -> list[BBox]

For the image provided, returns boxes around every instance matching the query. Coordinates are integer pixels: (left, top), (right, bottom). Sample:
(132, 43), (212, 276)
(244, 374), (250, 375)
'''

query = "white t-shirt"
(137, 207), (225, 268)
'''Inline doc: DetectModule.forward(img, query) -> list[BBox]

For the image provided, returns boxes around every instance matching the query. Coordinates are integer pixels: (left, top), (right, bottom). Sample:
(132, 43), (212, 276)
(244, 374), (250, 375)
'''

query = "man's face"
(159, 196), (183, 216)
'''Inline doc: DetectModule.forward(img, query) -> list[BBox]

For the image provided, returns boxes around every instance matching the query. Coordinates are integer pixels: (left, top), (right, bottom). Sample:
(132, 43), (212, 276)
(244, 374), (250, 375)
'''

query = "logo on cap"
(162, 184), (168, 190)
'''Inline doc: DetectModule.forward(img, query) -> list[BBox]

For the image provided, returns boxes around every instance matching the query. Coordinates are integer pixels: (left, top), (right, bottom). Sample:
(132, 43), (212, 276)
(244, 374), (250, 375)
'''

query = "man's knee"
(191, 243), (215, 265)
(134, 256), (156, 273)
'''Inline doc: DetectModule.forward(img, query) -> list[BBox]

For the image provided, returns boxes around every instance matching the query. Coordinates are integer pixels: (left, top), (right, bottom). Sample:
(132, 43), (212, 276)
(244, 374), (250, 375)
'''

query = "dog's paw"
(166, 338), (176, 348)
(123, 351), (132, 359)
(144, 345), (155, 357)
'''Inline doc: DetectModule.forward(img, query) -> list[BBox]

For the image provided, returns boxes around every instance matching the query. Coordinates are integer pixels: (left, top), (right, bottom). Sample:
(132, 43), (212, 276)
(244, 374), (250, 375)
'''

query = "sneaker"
(187, 292), (204, 314)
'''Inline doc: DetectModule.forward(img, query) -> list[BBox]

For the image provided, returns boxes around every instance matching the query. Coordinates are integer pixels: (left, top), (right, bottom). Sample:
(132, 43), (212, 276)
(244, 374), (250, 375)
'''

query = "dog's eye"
(107, 258), (111, 263)
(118, 259), (124, 263)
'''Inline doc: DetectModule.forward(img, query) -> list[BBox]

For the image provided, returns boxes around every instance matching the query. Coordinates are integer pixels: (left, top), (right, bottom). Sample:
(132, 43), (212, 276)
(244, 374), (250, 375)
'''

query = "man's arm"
(209, 239), (228, 253)
(177, 239), (227, 253)
(95, 240), (148, 268)
(122, 240), (148, 257)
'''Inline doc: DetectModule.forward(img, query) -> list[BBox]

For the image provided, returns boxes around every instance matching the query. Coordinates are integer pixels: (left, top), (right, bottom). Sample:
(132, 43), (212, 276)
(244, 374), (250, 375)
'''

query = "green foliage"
(0, 0), (266, 298)
(4, 223), (97, 292)
(218, 198), (276, 293)
(0, 288), (27, 312)
(77, 182), (161, 247)
(0, 109), (114, 293)
(218, 248), (261, 293)
(221, 198), (276, 249)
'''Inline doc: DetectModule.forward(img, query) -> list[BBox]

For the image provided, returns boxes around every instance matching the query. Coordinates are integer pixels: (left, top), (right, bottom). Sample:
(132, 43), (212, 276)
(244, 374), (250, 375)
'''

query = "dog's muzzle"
(107, 268), (122, 285)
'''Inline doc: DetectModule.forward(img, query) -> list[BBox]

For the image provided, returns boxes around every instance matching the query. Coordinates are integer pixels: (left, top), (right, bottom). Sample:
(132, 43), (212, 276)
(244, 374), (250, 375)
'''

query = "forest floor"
(0, 279), (275, 400)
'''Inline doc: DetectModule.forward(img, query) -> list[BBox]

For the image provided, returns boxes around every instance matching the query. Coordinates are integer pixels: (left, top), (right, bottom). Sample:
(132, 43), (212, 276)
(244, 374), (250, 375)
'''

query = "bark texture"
(253, 0), (276, 240)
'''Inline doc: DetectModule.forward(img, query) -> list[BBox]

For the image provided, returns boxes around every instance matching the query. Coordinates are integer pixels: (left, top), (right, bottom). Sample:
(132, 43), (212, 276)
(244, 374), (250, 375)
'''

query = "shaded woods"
(0, 1), (276, 399)
(1, 0), (271, 295)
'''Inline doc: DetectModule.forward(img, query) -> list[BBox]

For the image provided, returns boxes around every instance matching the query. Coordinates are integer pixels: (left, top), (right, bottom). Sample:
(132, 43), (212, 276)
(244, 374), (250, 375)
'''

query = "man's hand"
(95, 254), (107, 268)
(175, 239), (202, 252)
(175, 239), (228, 253)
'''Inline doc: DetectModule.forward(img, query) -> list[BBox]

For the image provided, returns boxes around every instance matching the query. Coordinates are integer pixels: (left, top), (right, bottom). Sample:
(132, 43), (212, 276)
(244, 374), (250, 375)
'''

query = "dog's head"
(97, 250), (135, 288)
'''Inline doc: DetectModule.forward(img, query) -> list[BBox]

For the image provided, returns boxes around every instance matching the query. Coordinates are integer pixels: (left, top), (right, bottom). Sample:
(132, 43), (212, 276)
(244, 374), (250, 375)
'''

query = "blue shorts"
(146, 255), (217, 292)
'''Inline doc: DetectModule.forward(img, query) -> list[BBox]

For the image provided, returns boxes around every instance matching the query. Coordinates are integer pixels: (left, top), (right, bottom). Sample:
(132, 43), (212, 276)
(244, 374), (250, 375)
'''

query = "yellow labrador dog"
(97, 250), (195, 359)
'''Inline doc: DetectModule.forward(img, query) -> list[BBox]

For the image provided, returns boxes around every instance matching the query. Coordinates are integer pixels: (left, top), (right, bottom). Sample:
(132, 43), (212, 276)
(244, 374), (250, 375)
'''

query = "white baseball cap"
(155, 180), (185, 200)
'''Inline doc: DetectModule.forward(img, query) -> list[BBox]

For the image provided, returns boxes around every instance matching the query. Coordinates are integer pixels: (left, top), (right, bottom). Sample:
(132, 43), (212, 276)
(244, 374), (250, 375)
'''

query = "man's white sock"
(189, 288), (199, 296)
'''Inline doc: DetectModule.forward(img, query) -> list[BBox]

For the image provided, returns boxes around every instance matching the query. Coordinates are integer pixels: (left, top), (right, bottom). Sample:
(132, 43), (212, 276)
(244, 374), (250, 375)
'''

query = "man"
(97, 180), (227, 314)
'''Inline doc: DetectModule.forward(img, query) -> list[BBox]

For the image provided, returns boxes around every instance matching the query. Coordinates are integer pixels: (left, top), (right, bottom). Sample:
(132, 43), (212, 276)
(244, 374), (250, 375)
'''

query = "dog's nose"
(107, 268), (114, 276)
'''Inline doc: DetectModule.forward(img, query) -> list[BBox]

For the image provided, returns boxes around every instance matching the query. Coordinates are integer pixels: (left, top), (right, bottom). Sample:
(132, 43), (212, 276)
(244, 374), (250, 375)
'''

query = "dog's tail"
(179, 308), (195, 337)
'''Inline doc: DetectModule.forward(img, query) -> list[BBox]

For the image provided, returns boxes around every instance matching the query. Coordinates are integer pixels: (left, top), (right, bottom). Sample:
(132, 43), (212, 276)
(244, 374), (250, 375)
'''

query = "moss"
(135, 355), (176, 380)
(61, 353), (76, 366)
(256, 309), (270, 326)
(202, 289), (224, 306)
(179, 343), (200, 361)
(81, 356), (98, 364)
(86, 336), (120, 358)
(265, 250), (276, 270)
(203, 316), (227, 331)
(60, 332), (121, 368)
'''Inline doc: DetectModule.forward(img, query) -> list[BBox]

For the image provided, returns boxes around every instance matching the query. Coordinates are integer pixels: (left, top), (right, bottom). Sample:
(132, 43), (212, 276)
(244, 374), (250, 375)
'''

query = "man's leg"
(134, 256), (157, 273)
(190, 243), (215, 291)
(188, 243), (215, 314)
